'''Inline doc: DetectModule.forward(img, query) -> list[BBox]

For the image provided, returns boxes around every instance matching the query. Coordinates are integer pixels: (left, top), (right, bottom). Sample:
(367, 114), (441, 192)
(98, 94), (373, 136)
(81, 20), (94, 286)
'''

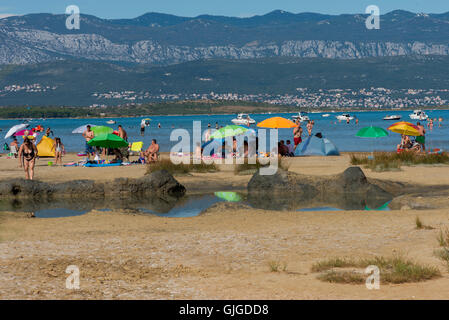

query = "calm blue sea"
(1, 110), (448, 153)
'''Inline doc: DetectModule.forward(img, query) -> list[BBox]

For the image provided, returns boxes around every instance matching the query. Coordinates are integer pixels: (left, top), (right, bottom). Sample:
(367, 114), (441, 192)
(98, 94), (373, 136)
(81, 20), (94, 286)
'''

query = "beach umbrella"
(214, 191), (242, 202)
(4, 123), (29, 139)
(257, 117), (296, 129)
(209, 125), (250, 140)
(87, 133), (128, 149)
(14, 129), (39, 138)
(72, 124), (97, 134)
(387, 122), (420, 136)
(91, 126), (113, 135)
(356, 126), (389, 138)
(356, 126), (389, 155)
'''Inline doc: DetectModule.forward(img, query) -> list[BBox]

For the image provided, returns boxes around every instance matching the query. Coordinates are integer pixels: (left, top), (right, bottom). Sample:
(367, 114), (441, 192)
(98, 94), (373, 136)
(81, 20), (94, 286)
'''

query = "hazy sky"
(1, 0), (448, 19)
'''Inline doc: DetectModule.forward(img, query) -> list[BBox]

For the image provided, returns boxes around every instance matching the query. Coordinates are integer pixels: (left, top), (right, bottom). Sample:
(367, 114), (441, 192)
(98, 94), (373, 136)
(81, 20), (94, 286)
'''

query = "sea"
(1, 110), (448, 153)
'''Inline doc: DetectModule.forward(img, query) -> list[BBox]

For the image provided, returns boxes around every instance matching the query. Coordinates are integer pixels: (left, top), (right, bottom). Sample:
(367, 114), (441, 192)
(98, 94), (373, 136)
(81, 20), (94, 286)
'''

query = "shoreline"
(1, 107), (449, 121)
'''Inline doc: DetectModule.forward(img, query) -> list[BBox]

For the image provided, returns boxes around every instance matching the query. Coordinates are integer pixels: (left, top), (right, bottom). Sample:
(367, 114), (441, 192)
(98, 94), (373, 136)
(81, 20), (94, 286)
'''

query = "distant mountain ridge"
(0, 9), (449, 65)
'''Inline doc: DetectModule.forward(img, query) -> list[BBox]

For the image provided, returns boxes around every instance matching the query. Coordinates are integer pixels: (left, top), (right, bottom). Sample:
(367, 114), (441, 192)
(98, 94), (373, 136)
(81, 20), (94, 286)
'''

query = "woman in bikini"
(18, 137), (38, 180)
(52, 137), (65, 166)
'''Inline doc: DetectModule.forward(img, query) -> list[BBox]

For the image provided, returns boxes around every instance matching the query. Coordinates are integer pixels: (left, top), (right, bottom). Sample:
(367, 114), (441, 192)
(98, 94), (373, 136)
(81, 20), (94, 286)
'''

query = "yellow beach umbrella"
(387, 122), (420, 136)
(257, 117), (297, 129)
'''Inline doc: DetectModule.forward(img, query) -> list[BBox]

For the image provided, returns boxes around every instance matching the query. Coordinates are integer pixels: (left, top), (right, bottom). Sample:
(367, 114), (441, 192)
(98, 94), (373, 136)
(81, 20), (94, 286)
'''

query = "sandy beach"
(1, 153), (449, 299)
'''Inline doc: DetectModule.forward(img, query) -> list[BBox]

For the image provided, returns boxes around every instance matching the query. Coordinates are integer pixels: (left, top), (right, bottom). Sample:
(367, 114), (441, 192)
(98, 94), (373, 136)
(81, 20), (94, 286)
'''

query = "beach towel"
(131, 141), (143, 152)
(83, 163), (122, 168)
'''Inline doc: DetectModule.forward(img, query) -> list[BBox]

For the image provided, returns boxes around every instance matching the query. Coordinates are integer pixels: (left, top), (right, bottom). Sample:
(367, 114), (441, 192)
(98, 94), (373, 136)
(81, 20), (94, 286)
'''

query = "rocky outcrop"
(247, 166), (393, 210)
(0, 170), (186, 199)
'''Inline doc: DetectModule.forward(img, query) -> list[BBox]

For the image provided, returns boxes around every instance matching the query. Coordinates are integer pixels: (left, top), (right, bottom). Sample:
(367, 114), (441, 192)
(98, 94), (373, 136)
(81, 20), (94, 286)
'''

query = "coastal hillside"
(0, 56), (448, 106)
(0, 10), (448, 65)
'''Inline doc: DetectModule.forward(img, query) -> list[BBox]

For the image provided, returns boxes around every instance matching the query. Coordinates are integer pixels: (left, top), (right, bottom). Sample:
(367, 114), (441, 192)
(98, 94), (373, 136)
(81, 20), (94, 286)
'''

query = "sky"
(0, 0), (448, 19)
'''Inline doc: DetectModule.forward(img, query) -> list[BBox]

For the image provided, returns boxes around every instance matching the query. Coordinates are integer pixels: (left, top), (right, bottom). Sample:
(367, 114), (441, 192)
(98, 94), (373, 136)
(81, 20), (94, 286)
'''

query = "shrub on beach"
(350, 152), (449, 171)
(312, 255), (441, 284)
(146, 158), (218, 175)
(234, 156), (291, 175)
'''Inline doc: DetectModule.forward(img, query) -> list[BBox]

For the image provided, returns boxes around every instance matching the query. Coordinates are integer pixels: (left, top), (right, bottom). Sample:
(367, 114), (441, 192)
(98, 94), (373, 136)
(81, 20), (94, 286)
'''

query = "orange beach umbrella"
(257, 117), (297, 129)
(387, 122), (420, 136)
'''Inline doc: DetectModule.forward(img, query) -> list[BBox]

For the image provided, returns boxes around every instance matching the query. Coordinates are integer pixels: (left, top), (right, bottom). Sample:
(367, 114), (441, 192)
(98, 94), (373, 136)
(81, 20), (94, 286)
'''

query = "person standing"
(293, 122), (303, 151)
(18, 137), (38, 180)
(52, 137), (65, 166)
(140, 123), (145, 136)
(82, 125), (95, 159)
(416, 122), (426, 152)
(117, 125), (129, 161)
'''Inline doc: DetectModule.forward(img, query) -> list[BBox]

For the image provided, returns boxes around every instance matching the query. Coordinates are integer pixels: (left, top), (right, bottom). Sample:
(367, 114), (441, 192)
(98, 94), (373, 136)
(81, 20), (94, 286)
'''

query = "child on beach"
(52, 137), (65, 165)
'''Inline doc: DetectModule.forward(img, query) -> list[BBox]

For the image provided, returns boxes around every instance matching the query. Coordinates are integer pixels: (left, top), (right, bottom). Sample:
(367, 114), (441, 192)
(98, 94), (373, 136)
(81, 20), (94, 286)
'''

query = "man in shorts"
(416, 122), (426, 152)
(82, 125), (95, 159)
(293, 121), (303, 151)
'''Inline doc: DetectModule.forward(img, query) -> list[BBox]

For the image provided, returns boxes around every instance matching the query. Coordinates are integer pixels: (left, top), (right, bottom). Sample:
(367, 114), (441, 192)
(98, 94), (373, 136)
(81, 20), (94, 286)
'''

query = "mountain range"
(1, 10), (449, 65)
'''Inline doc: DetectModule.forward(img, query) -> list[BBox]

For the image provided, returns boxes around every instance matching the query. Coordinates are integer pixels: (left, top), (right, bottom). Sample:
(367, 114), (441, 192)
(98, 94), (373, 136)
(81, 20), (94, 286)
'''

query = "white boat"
(106, 120), (116, 125)
(291, 112), (310, 122)
(409, 110), (428, 121)
(383, 115), (401, 121)
(231, 114), (256, 125)
(336, 113), (354, 121)
(322, 114), (331, 118)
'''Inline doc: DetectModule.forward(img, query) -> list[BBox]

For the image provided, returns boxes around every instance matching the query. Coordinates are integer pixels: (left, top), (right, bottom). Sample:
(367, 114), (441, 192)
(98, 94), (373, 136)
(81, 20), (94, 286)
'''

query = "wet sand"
(1, 153), (449, 299)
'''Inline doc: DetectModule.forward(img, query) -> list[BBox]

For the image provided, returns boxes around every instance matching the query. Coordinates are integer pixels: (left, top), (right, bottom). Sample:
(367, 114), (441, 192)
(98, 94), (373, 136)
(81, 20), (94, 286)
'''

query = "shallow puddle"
(1, 192), (392, 218)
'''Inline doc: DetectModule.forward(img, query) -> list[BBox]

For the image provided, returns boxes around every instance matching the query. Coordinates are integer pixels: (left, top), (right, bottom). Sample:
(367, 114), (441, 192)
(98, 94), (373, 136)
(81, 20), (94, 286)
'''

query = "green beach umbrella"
(88, 133), (128, 148)
(214, 191), (242, 202)
(356, 126), (389, 138)
(210, 125), (249, 140)
(356, 126), (389, 155)
(91, 126), (113, 135)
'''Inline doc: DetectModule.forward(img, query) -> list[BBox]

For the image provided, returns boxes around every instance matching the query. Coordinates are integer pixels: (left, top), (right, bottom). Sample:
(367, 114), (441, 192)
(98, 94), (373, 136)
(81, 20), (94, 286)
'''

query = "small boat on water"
(409, 110), (428, 121)
(336, 113), (354, 121)
(383, 115), (401, 121)
(106, 120), (116, 125)
(231, 114), (256, 125)
(322, 114), (331, 118)
(291, 112), (310, 122)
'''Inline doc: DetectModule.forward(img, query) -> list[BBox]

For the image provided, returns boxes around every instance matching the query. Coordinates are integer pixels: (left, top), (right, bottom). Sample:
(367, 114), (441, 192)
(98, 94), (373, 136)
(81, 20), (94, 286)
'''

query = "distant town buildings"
(92, 87), (449, 109)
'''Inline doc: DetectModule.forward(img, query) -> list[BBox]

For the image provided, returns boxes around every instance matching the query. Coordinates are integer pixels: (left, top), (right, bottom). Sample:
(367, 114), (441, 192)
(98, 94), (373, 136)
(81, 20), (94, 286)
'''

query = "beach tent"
(296, 133), (339, 156)
(37, 136), (55, 157)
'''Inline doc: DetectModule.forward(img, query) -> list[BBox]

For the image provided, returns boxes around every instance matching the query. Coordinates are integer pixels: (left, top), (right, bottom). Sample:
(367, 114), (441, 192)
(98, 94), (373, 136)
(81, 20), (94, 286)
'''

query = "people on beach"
(45, 127), (53, 137)
(286, 140), (295, 156)
(116, 125), (129, 161)
(141, 139), (160, 163)
(293, 122), (303, 151)
(52, 137), (65, 166)
(9, 138), (19, 158)
(82, 125), (95, 159)
(306, 120), (314, 136)
(140, 124), (145, 136)
(278, 140), (289, 157)
(416, 122), (426, 151)
(18, 137), (38, 180)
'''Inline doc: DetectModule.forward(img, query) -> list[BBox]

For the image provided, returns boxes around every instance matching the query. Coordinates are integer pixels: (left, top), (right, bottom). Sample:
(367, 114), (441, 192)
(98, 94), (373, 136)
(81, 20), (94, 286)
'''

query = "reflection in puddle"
(1, 191), (393, 218)
(34, 208), (88, 218)
(298, 207), (343, 212)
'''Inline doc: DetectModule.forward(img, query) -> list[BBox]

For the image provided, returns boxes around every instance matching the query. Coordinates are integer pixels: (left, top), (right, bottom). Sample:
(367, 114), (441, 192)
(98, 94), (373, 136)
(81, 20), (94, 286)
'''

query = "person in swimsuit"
(416, 122), (426, 152)
(293, 122), (303, 151)
(18, 137), (38, 180)
(83, 125), (95, 159)
(52, 137), (65, 166)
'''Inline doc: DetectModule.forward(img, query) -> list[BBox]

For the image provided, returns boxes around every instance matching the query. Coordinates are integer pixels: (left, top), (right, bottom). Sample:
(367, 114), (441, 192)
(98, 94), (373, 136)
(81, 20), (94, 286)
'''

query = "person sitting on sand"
(278, 140), (289, 157)
(286, 140), (295, 156)
(141, 139), (160, 163)
(18, 137), (38, 180)
(397, 135), (412, 151)
(52, 137), (65, 166)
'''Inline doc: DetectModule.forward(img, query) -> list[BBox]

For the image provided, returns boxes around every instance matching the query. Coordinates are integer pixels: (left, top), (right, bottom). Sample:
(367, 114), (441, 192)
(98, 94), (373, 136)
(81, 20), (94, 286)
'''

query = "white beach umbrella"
(72, 124), (97, 134)
(4, 123), (29, 139)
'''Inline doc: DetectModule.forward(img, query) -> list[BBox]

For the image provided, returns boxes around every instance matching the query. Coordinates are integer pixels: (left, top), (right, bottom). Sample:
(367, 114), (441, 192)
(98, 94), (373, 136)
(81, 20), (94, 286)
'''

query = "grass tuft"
(312, 255), (440, 284)
(415, 216), (434, 230)
(146, 158), (218, 175)
(350, 152), (449, 171)
(268, 260), (288, 272)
